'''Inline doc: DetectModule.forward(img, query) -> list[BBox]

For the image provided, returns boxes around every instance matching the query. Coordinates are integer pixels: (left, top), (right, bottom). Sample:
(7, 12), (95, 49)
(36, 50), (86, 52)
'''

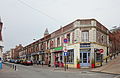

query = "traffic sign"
(99, 49), (104, 53)
(64, 52), (68, 56)
(63, 38), (68, 43)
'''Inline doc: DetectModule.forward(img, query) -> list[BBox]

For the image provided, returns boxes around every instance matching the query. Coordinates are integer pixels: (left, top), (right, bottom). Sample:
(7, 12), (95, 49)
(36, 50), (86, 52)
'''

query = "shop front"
(80, 43), (91, 67)
(44, 50), (51, 65)
(31, 52), (39, 64)
(26, 54), (31, 60)
(94, 48), (103, 67)
(52, 46), (64, 67)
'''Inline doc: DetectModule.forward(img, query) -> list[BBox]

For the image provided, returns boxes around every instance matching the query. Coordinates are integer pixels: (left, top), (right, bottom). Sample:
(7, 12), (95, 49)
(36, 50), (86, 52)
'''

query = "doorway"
(80, 52), (90, 67)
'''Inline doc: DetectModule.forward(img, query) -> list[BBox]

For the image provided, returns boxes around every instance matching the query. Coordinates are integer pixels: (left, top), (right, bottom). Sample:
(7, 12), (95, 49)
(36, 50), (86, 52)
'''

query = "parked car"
(22, 60), (33, 66)
(15, 60), (20, 64)
(19, 59), (24, 64)
(9, 59), (15, 63)
(25, 60), (33, 66)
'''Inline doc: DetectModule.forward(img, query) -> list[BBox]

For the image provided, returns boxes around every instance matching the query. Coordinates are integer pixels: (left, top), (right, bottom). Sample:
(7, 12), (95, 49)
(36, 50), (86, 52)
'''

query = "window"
(96, 53), (102, 62)
(50, 40), (54, 48)
(101, 35), (104, 43)
(67, 33), (70, 42)
(57, 37), (60, 46)
(81, 30), (89, 42)
(67, 49), (74, 63)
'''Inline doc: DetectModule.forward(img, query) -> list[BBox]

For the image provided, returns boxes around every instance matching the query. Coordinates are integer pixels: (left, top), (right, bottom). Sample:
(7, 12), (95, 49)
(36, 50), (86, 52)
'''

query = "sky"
(0, 0), (120, 52)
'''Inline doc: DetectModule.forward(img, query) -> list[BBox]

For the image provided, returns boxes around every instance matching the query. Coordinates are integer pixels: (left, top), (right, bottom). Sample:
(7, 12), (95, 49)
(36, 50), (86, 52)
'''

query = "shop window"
(80, 53), (82, 63)
(96, 53), (103, 62)
(60, 52), (63, 62)
(67, 49), (74, 63)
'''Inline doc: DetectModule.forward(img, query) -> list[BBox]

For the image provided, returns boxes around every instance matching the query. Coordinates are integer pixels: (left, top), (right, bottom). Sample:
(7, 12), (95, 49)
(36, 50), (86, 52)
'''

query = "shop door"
(80, 52), (90, 67)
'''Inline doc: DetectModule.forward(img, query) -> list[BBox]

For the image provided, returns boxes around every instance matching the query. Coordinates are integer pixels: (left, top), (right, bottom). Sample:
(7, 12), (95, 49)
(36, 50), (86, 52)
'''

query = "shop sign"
(63, 38), (68, 43)
(54, 46), (63, 51)
(80, 43), (90, 48)
(64, 52), (68, 56)
(99, 49), (104, 54)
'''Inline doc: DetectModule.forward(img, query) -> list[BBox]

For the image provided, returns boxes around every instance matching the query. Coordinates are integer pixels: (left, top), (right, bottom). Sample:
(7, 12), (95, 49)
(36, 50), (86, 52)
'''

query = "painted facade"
(18, 19), (110, 68)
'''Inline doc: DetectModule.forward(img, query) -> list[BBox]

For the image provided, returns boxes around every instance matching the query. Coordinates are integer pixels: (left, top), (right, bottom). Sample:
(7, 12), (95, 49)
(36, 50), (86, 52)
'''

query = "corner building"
(49, 19), (109, 68)
(19, 19), (110, 68)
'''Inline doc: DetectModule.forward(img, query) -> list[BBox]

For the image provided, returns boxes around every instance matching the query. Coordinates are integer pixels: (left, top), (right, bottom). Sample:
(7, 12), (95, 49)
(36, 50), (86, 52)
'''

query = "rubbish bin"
(0, 62), (2, 69)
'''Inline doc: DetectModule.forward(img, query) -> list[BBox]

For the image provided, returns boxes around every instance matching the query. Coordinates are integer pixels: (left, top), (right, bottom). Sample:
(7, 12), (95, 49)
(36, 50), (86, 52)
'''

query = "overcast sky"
(0, 0), (120, 52)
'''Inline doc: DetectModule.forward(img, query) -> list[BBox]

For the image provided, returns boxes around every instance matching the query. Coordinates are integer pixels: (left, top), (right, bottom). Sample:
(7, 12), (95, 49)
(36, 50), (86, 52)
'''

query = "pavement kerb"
(91, 70), (120, 75)
(114, 75), (120, 78)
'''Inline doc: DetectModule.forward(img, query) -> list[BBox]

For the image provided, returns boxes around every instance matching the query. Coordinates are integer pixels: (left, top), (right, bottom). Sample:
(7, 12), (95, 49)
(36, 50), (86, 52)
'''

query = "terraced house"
(19, 19), (110, 68)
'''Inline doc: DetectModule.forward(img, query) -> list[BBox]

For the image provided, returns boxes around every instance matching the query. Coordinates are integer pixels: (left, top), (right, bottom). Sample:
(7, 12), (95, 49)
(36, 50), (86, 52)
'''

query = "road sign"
(63, 38), (68, 43)
(64, 52), (68, 56)
(99, 49), (104, 54)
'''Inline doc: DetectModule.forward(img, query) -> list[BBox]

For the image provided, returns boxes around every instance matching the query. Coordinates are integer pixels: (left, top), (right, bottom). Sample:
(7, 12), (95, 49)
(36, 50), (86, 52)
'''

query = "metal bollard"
(66, 65), (68, 69)
(14, 65), (16, 71)
(13, 64), (14, 69)
(114, 54), (116, 59)
(106, 58), (108, 63)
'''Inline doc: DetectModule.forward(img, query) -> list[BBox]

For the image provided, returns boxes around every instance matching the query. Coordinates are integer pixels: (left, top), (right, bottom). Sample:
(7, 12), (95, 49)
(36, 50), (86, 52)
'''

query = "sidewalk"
(0, 64), (14, 72)
(32, 64), (92, 73)
(91, 54), (120, 75)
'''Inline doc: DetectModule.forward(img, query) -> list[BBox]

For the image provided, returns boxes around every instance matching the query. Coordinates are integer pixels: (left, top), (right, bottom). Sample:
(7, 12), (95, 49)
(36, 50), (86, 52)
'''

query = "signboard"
(99, 49), (104, 54)
(64, 52), (68, 56)
(63, 38), (68, 43)
(54, 46), (63, 51)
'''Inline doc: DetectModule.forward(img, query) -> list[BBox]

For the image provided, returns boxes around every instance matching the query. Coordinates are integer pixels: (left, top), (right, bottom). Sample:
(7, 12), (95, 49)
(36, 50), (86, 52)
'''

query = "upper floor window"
(101, 35), (104, 43)
(57, 37), (60, 47)
(81, 30), (89, 42)
(67, 33), (70, 42)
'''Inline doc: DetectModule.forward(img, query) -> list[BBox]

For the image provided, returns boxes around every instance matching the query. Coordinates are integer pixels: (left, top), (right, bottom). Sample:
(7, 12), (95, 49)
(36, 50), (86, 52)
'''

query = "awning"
(53, 50), (63, 53)
(31, 51), (44, 55)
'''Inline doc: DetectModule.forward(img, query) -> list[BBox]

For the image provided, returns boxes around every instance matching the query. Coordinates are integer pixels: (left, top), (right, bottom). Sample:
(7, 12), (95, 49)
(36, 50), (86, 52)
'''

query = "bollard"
(14, 65), (16, 71)
(66, 65), (68, 69)
(110, 56), (112, 60)
(13, 64), (14, 69)
(106, 58), (107, 63)
(42, 62), (43, 67)
(114, 54), (116, 59)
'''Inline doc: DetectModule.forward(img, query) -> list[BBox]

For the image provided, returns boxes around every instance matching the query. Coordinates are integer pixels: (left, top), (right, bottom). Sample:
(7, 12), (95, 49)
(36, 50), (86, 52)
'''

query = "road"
(0, 63), (119, 78)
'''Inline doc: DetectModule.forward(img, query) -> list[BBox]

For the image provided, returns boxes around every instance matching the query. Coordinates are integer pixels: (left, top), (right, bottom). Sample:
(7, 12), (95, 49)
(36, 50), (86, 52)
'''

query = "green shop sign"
(54, 46), (63, 51)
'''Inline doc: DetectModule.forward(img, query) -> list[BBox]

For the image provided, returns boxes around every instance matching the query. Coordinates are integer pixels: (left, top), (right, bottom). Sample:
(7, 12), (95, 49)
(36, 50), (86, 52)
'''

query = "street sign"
(99, 49), (104, 54)
(63, 38), (68, 43)
(64, 52), (68, 56)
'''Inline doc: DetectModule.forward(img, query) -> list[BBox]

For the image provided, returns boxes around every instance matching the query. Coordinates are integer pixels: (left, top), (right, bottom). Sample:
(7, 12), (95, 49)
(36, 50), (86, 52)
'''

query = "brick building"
(109, 28), (120, 55)
(19, 19), (111, 68)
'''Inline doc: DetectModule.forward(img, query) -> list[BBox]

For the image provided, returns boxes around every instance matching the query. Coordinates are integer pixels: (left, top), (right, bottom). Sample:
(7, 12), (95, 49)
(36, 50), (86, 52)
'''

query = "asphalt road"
(0, 64), (119, 78)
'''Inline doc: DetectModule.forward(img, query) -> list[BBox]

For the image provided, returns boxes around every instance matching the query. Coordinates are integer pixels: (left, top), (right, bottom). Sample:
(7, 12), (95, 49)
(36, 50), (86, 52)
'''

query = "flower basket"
(91, 58), (95, 68)
(76, 58), (80, 69)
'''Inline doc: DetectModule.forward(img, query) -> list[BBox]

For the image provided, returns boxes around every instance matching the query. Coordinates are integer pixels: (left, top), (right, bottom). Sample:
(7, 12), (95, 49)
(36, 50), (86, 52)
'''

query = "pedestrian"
(48, 61), (51, 67)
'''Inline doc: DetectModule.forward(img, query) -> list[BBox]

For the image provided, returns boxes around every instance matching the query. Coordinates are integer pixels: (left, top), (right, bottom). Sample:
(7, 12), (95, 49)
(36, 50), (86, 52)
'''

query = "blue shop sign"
(64, 52), (68, 56)
(80, 43), (91, 48)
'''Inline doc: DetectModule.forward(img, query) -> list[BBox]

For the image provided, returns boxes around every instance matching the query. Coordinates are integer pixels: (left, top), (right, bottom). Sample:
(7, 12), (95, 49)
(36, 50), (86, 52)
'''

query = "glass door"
(80, 52), (90, 67)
